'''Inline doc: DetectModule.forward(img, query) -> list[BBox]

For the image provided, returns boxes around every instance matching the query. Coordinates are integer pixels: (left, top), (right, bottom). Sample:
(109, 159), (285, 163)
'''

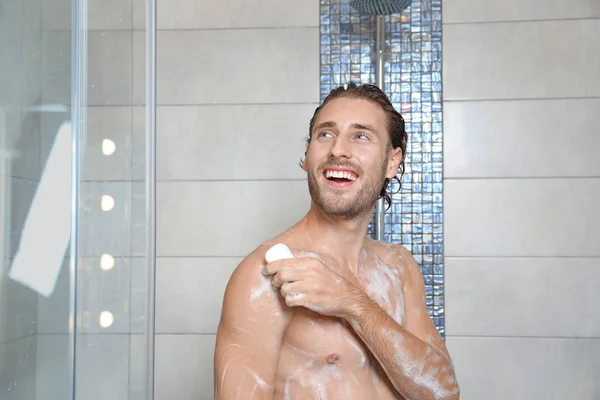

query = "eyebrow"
(312, 121), (379, 135)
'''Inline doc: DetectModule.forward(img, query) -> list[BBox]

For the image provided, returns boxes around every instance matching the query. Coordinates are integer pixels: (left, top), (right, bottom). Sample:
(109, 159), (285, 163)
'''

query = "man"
(214, 83), (460, 399)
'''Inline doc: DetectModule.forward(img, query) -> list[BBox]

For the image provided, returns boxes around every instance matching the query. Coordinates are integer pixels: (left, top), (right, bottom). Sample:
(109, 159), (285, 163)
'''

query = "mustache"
(317, 159), (362, 175)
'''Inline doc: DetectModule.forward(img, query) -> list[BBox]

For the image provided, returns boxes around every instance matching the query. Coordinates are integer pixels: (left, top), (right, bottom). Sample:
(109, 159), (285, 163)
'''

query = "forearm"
(214, 349), (275, 400)
(344, 292), (459, 400)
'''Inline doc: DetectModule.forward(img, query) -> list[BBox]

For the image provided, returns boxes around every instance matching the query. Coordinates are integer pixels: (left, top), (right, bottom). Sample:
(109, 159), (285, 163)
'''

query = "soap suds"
(245, 367), (271, 390)
(345, 337), (367, 368)
(250, 275), (273, 301)
(384, 329), (458, 399)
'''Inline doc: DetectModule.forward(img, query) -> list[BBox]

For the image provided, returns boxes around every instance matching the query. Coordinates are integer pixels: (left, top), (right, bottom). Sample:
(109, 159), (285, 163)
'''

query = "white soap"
(265, 243), (294, 263)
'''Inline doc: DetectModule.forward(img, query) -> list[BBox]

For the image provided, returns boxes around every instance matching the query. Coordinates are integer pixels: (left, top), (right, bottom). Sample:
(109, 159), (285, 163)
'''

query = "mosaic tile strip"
(320, 0), (445, 336)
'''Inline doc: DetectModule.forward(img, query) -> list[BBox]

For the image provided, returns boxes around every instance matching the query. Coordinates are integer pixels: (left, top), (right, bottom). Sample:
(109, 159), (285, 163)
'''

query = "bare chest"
(322, 252), (407, 327)
(275, 311), (398, 399)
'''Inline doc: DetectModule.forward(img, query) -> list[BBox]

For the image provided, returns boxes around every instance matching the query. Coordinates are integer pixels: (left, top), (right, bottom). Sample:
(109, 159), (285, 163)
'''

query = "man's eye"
(318, 131), (333, 138)
(356, 133), (369, 140)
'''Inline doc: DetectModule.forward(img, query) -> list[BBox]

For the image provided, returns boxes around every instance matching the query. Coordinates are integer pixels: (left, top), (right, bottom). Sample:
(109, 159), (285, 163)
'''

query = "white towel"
(9, 122), (72, 297)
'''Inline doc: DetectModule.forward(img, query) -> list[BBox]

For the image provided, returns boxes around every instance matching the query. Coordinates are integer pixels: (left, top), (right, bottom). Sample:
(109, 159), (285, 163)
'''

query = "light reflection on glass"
(100, 195), (115, 211)
(99, 311), (114, 328)
(102, 138), (116, 156)
(100, 253), (114, 271)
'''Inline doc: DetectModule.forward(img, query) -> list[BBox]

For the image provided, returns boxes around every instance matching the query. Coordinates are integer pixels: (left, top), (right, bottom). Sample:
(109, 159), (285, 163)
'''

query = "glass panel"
(73, 0), (150, 399)
(0, 0), (154, 399)
(1, 0), (74, 398)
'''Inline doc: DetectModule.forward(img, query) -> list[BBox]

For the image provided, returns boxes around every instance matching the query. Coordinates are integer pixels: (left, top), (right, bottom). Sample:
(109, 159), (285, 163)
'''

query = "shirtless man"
(214, 82), (460, 399)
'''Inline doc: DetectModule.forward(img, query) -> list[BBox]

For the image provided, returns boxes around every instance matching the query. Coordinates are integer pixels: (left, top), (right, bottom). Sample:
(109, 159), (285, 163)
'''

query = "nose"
(329, 135), (352, 159)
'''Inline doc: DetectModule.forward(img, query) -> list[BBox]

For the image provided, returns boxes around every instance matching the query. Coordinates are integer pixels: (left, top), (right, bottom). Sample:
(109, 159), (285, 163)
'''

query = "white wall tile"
(130, 257), (148, 334)
(22, 0), (42, 107)
(133, 0), (319, 30)
(444, 99), (600, 178)
(132, 107), (146, 181)
(157, 181), (311, 257)
(157, 104), (316, 180)
(36, 258), (69, 334)
(11, 114), (41, 181)
(79, 182), (133, 257)
(83, 107), (133, 181)
(155, 334), (215, 400)
(0, 0), (22, 121)
(87, 31), (132, 106)
(446, 337), (600, 400)
(39, 257), (146, 333)
(445, 257), (600, 337)
(0, 273), (38, 343)
(131, 181), (147, 257)
(444, 178), (600, 257)
(0, 336), (37, 400)
(132, 32), (146, 107)
(443, 19), (600, 100)
(77, 257), (133, 334)
(157, 28), (320, 105)
(444, 0), (600, 23)
(43, 0), (132, 30)
(128, 334), (147, 400)
(41, 31), (71, 105)
(155, 257), (241, 334)
(35, 334), (70, 400)
(75, 334), (130, 400)
(77, 181), (145, 258)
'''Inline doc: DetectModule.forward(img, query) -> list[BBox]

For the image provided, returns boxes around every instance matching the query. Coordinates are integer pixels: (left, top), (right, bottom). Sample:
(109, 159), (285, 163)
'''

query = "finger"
(285, 293), (306, 308)
(271, 267), (308, 288)
(280, 281), (305, 298)
(261, 260), (282, 276)
(262, 258), (306, 276)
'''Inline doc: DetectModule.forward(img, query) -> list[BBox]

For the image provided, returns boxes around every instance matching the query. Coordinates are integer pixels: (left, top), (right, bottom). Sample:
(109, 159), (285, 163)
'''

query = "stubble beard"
(307, 160), (388, 219)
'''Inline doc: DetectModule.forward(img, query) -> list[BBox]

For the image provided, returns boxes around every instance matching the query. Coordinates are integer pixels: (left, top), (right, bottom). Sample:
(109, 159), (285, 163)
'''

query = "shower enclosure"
(0, 0), (157, 398)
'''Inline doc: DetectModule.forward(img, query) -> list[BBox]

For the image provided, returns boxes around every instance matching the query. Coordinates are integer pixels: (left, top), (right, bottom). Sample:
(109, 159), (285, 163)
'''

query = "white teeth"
(325, 170), (357, 181)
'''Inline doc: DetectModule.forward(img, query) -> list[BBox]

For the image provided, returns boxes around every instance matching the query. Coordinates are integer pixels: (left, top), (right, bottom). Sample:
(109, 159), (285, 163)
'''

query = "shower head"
(349, 0), (412, 15)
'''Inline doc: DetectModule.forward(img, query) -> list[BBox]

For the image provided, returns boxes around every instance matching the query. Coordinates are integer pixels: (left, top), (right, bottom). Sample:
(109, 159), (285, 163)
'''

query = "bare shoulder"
(216, 238), (293, 352)
(368, 238), (423, 287)
(221, 240), (283, 310)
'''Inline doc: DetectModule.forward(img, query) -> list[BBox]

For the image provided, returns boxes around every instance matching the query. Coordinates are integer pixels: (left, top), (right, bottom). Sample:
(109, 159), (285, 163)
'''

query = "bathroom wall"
(152, 1), (319, 398)
(0, 0), (43, 398)
(443, 1), (600, 398)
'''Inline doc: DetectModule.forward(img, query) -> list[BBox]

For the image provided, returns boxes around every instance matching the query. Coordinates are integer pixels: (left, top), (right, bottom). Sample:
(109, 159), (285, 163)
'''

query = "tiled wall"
(152, 1), (319, 398)
(443, 1), (600, 398)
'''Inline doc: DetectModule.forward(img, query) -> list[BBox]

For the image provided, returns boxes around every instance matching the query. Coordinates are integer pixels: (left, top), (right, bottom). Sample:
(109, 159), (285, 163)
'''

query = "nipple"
(325, 353), (339, 364)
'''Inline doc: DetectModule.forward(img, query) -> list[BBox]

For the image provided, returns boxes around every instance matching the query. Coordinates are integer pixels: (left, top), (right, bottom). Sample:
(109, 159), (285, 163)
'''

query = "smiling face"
(303, 97), (402, 218)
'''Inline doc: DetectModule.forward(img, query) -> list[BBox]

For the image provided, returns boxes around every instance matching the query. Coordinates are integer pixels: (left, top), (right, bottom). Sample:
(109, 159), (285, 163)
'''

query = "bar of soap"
(265, 243), (294, 263)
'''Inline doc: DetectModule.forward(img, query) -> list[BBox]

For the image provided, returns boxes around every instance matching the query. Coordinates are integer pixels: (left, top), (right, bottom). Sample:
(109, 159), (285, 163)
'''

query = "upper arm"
(214, 247), (294, 399)
(398, 246), (450, 359)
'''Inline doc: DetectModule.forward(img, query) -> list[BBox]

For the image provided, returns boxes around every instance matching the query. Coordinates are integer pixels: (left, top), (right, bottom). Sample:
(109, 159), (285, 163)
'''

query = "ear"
(300, 142), (310, 171)
(386, 147), (403, 178)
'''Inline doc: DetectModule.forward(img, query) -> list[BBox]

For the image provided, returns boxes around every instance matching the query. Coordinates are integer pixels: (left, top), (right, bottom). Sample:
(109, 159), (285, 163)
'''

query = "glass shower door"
(0, 0), (156, 399)
(70, 0), (154, 398)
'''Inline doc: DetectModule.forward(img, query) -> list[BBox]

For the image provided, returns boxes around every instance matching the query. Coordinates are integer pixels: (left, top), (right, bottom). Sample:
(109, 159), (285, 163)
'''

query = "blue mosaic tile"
(320, 0), (445, 337)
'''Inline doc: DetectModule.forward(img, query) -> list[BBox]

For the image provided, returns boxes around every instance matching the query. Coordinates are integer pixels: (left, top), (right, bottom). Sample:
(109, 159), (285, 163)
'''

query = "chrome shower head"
(349, 0), (412, 15)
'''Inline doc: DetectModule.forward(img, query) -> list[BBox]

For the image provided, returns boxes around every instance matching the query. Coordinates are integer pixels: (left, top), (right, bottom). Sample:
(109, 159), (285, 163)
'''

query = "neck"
(298, 202), (374, 272)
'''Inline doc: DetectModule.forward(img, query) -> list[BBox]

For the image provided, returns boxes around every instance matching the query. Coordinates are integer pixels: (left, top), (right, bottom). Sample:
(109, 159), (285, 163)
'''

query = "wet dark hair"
(301, 82), (408, 210)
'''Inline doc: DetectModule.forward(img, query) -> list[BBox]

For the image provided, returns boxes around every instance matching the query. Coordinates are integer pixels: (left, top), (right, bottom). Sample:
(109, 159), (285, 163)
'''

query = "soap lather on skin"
(266, 244), (341, 368)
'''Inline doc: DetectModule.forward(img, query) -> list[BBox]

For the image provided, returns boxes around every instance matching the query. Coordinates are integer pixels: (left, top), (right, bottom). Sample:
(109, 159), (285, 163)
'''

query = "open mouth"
(323, 169), (358, 186)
